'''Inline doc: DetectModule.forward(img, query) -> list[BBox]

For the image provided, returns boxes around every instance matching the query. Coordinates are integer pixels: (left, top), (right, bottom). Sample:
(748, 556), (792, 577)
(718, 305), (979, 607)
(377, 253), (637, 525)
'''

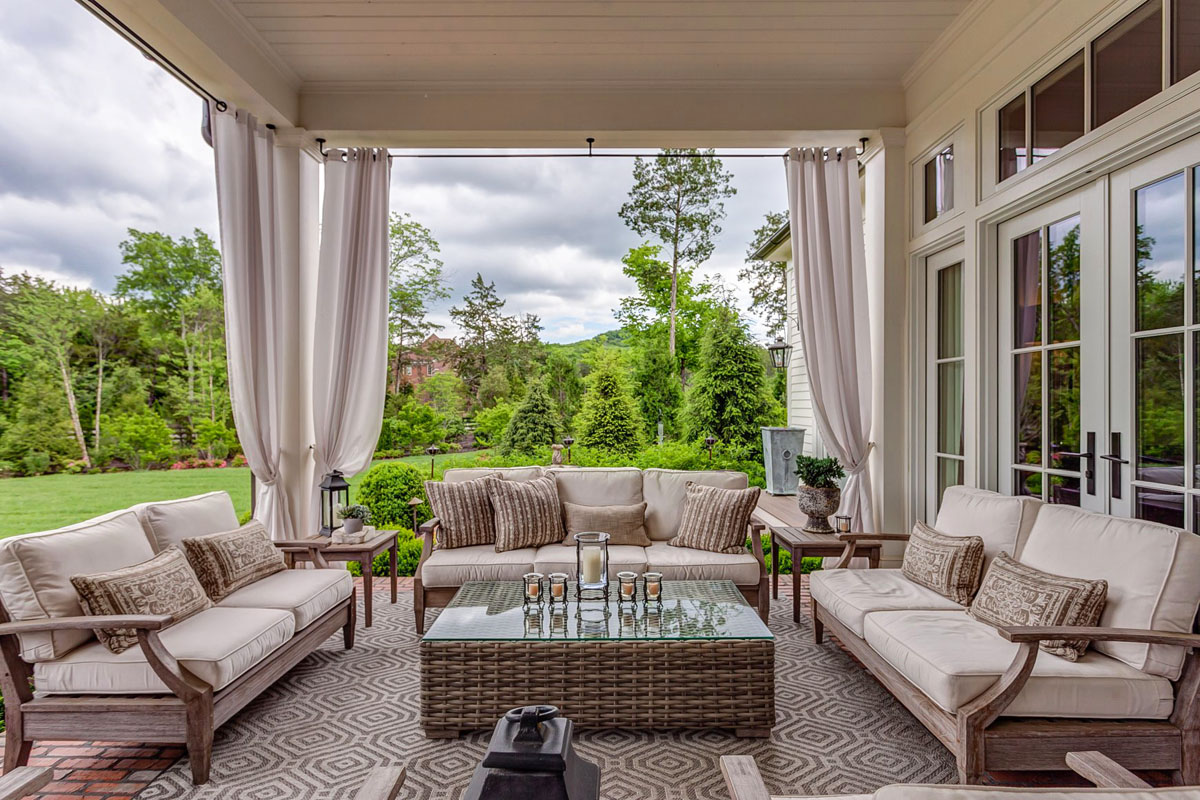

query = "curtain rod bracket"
(856, 137), (869, 156)
(316, 138), (328, 157)
(586, 137), (595, 157)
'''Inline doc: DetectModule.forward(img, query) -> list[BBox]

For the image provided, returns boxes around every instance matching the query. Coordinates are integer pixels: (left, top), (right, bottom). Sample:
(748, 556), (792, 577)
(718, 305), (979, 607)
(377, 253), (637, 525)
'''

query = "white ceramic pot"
(343, 518), (364, 536)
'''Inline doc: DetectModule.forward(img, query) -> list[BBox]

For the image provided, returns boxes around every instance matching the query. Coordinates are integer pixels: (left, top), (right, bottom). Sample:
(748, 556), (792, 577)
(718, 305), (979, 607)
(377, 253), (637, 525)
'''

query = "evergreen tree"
(577, 359), (643, 455)
(632, 329), (682, 441)
(683, 306), (776, 448)
(544, 349), (584, 431)
(738, 210), (790, 337)
(500, 379), (561, 454)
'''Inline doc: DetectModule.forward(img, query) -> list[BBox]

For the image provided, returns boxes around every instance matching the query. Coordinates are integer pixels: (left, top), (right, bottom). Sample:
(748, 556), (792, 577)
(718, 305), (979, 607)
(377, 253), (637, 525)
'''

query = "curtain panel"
(785, 147), (877, 533)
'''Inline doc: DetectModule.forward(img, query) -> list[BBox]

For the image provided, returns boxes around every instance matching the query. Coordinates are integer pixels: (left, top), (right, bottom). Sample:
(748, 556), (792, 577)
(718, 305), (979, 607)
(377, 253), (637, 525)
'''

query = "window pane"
(1135, 334), (1184, 485)
(1135, 486), (1184, 528)
(999, 94), (1027, 181)
(1093, 0), (1163, 128)
(924, 158), (938, 224)
(938, 361), (964, 456)
(1032, 51), (1085, 161)
(936, 458), (964, 506)
(1048, 475), (1081, 507)
(938, 263), (963, 359)
(1014, 230), (1042, 347)
(1015, 351), (1042, 466)
(1135, 172), (1186, 331)
(1048, 347), (1081, 472)
(924, 146), (954, 223)
(1173, 0), (1200, 83)
(1048, 216), (1081, 342)
(1014, 469), (1043, 499)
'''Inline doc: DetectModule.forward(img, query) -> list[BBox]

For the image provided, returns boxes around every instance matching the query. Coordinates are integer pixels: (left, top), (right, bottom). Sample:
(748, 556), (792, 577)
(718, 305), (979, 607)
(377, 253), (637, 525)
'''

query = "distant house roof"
(750, 222), (791, 262)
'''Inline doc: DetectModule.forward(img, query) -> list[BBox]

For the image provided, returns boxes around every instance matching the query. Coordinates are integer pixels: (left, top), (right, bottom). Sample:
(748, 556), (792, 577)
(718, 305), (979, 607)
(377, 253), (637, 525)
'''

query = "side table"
(770, 526), (882, 623)
(285, 528), (398, 627)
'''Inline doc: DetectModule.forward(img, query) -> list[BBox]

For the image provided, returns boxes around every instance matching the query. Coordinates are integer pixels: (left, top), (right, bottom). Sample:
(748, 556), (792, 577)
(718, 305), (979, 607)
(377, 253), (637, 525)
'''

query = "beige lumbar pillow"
(561, 501), (650, 547)
(969, 552), (1108, 661)
(72, 548), (211, 654)
(424, 476), (497, 549)
(183, 520), (286, 602)
(670, 483), (760, 555)
(489, 475), (565, 553)
(901, 521), (985, 606)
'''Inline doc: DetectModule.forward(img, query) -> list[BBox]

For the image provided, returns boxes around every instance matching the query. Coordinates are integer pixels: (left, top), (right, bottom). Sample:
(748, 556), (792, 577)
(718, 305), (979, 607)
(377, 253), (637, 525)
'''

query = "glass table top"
(422, 579), (773, 642)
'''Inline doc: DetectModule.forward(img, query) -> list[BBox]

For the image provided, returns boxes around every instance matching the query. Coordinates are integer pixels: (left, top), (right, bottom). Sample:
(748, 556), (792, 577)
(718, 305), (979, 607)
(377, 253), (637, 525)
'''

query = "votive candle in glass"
(617, 571), (638, 603)
(835, 515), (852, 533)
(643, 571), (663, 603)
(523, 572), (544, 604)
(548, 572), (568, 604)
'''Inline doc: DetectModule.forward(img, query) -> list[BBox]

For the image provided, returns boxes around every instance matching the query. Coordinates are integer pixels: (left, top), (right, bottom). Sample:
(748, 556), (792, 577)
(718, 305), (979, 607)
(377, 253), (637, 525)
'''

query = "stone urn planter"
(797, 486), (842, 533)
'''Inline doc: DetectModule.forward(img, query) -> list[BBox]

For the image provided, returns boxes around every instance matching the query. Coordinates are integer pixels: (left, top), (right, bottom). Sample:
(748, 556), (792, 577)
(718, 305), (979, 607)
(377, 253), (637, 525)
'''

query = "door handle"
(1054, 432), (1096, 495)
(1102, 432), (1127, 500)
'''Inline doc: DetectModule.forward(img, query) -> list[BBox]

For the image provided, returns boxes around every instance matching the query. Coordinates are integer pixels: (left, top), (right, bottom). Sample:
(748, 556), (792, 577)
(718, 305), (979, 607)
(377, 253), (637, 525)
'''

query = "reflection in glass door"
(926, 246), (965, 516)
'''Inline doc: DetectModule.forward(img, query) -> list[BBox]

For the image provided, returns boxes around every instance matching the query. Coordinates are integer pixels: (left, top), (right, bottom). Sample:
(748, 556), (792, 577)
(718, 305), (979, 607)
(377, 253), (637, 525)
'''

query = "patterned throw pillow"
(669, 483), (761, 555)
(71, 548), (211, 654)
(901, 521), (985, 605)
(969, 552), (1108, 661)
(182, 521), (286, 602)
(424, 477), (497, 549)
(489, 475), (566, 553)
(561, 502), (651, 547)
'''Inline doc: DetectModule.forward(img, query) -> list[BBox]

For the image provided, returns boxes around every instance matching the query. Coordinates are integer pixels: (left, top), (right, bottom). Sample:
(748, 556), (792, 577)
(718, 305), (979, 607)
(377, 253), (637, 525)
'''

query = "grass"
(0, 450), (478, 539)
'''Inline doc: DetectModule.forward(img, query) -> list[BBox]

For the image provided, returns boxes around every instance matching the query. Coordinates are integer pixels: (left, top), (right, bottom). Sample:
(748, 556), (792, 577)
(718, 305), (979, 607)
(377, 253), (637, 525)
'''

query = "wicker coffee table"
(420, 579), (774, 738)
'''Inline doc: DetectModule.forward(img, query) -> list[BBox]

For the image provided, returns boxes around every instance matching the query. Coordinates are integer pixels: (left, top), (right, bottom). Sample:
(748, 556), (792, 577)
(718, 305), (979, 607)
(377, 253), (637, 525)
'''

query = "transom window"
(923, 146), (955, 224)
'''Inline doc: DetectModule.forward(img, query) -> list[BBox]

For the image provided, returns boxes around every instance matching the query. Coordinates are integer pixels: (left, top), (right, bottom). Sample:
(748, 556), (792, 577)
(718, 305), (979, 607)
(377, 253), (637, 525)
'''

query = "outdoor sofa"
(414, 466), (769, 632)
(809, 486), (1200, 785)
(0, 491), (356, 785)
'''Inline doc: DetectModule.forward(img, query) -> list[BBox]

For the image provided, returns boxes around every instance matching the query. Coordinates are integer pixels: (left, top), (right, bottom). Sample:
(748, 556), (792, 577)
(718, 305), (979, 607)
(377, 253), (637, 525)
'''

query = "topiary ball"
(355, 462), (431, 529)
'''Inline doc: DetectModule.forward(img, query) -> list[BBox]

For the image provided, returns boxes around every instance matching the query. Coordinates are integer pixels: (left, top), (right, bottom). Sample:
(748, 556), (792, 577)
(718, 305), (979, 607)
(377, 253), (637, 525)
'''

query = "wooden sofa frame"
(412, 517), (771, 633)
(811, 533), (1200, 786)
(0, 539), (355, 786)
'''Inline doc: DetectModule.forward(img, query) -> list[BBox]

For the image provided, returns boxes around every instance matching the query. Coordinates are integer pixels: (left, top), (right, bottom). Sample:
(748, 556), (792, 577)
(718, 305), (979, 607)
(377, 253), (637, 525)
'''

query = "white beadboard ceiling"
(225, 0), (975, 89)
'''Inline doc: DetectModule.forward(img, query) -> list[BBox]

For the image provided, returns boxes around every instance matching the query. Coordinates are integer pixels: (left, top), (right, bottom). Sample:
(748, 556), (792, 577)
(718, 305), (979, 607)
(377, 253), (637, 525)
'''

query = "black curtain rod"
(317, 137), (869, 160)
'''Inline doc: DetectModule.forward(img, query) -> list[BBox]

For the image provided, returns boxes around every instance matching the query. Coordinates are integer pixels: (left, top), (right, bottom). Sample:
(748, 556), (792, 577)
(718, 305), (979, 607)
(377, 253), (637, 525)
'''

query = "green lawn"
(0, 451), (476, 538)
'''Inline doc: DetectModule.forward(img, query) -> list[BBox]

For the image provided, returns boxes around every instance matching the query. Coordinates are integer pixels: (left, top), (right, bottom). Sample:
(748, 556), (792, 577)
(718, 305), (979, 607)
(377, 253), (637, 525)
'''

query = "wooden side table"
(285, 528), (398, 628)
(770, 526), (882, 623)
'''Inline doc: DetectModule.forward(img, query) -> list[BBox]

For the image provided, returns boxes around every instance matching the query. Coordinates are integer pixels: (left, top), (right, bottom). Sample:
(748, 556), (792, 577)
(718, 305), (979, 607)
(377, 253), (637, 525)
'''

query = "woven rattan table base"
(420, 637), (775, 737)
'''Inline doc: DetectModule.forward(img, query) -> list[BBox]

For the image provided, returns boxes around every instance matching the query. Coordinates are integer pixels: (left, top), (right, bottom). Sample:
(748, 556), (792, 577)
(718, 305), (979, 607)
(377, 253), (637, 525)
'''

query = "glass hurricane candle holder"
(642, 571), (664, 604)
(547, 573), (569, 604)
(835, 515), (852, 533)
(574, 531), (610, 600)
(522, 572), (544, 606)
(616, 571), (638, 605)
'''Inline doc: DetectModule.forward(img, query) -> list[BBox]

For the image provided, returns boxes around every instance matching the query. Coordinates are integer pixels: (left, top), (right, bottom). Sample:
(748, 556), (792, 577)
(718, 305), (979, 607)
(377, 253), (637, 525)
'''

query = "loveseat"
(0, 491), (356, 785)
(413, 466), (768, 631)
(809, 486), (1200, 785)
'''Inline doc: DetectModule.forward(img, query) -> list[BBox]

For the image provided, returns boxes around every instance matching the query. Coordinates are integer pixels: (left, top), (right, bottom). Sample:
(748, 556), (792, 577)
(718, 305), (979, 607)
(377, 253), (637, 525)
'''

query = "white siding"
(784, 264), (820, 457)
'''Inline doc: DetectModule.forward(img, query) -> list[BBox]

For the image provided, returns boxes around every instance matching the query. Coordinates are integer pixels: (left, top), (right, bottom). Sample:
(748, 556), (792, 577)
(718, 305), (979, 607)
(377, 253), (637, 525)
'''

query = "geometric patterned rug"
(137, 588), (956, 799)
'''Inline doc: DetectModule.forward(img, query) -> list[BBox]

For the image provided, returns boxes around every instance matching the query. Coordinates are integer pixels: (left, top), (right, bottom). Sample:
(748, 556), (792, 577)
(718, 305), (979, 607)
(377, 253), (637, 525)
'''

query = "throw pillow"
(71, 548), (211, 654)
(969, 552), (1108, 661)
(901, 521), (986, 606)
(561, 501), (651, 547)
(424, 477), (497, 549)
(669, 483), (760, 555)
(182, 520), (286, 603)
(489, 475), (566, 552)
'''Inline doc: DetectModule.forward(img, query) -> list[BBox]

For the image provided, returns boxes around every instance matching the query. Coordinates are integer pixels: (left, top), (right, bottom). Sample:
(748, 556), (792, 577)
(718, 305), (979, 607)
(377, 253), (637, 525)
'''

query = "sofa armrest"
(0, 766), (53, 800)
(1065, 751), (1150, 789)
(747, 522), (766, 568)
(720, 756), (772, 800)
(354, 766), (407, 800)
(997, 625), (1200, 648)
(273, 539), (332, 569)
(0, 614), (173, 637)
(415, 517), (441, 539)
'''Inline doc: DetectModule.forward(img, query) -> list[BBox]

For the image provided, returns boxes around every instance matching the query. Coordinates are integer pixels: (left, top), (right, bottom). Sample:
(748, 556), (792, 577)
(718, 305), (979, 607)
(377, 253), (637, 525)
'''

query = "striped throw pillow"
(669, 483), (760, 555)
(489, 475), (566, 552)
(424, 477), (496, 549)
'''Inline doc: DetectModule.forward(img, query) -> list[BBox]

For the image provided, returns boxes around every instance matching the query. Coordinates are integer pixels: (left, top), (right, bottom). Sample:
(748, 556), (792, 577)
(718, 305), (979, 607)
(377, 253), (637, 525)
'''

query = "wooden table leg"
(869, 547), (881, 569)
(770, 531), (779, 600)
(389, 542), (398, 604)
(363, 557), (374, 628)
(792, 546), (803, 624)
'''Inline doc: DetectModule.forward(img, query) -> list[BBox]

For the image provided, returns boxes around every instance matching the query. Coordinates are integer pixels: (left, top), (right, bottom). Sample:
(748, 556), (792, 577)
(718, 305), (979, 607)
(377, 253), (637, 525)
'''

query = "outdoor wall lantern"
(425, 444), (439, 478)
(563, 436), (575, 464)
(318, 470), (351, 536)
(767, 336), (793, 370)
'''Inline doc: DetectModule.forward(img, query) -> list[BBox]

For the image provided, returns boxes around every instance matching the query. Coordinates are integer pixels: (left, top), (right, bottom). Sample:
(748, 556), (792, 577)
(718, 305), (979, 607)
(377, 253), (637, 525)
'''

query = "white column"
(862, 128), (909, 561)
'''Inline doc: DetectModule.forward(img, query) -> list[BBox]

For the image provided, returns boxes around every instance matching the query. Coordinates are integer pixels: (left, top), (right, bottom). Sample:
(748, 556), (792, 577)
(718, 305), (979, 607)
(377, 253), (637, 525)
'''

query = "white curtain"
(785, 147), (876, 533)
(312, 149), (391, 521)
(211, 106), (294, 537)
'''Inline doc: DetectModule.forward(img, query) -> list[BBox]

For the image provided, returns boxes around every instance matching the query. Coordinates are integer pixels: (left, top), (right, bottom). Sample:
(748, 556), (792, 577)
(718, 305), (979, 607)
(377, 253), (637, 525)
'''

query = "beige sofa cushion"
(862, 610), (1174, 719)
(901, 521), (985, 605)
(34, 606), (294, 694)
(0, 511), (157, 662)
(534, 544), (649, 578)
(547, 467), (644, 506)
(132, 491), (240, 552)
(421, 545), (537, 587)
(643, 469), (748, 541)
(561, 502), (650, 547)
(809, 569), (963, 637)
(876, 787), (1198, 799)
(934, 486), (1041, 565)
(219, 568), (352, 630)
(443, 466), (543, 483)
(489, 476), (565, 552)
(645, 541), (760, 585)
(1018, 504), (1200, 680)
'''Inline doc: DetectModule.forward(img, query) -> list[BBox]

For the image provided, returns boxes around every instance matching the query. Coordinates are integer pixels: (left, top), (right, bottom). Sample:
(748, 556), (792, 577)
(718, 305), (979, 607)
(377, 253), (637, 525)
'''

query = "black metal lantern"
(562, 437), (574, 464)
(319, 470), (350, 536)
(766, 336), (793, 369)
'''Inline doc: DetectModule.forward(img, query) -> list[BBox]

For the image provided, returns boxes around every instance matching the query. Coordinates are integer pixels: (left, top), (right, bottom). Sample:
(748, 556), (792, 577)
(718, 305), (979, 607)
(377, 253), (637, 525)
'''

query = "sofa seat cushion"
(810, 569), (963, 637)
(219, 568), (352, 630)
(934, 486), (1041, 566)
(421, 545), (536, 587)
(35, 606), (295, 695)
(862, 610), (1174, 719)
(534, 544), (649, 577)
(132, 491), (241, 553)
(644, 542), (760, 585)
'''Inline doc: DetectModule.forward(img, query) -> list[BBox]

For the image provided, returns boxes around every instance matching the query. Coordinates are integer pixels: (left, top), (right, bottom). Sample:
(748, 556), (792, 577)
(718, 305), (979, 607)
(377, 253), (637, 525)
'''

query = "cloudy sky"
(0, 0), (788, 344)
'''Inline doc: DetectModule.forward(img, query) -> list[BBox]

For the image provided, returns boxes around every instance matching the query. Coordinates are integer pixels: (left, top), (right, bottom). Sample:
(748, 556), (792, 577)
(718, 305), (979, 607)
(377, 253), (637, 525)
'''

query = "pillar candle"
(581, 548), (603, 584)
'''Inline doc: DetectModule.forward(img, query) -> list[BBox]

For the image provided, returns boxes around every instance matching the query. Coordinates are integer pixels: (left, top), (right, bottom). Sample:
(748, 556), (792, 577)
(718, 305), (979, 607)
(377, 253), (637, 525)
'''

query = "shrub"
(356, 461), (431, 529)
(376, 399), (446, 454)
(472, 401), (514, 447)
(101, 410), (174, 469)
(794, 456), (845, 489)
(576, 361), (643, 455)
(21, 451), (50, 476)
(347, 529), (424, 577)
(0, 460), (15, 477)
(195, 418), (237, 460)
(501, 379), (561, 454)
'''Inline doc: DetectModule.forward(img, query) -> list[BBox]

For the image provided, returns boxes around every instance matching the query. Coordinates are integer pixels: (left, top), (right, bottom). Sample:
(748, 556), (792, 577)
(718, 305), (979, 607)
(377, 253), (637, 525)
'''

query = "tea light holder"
(574, 532), (610, 601)
(576, 604), (610, 638)
(835, 515), (852, 533)
(642, 571), (664, 605)
(616, 571), (638, 606)
(523, 572), (544, 606)
(547, 573), (569, 605)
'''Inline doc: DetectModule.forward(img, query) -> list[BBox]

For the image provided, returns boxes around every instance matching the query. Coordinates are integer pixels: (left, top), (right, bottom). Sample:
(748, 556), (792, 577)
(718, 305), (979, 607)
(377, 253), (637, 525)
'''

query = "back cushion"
(547, 467), (644, 507)
(133, 491), (240, 552)
(443, 466), (543, 484)
(642, 469), (748, 541)
(935, 486), (1041, 565)
(1018, 504), (1200, 680)
(0, 511), (156, 662)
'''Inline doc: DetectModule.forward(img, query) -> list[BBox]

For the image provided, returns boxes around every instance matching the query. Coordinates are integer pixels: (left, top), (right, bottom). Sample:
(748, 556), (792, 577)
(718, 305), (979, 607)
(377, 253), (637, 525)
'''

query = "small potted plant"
(337, 504), (372, 543)
(793, 456), (846, 533)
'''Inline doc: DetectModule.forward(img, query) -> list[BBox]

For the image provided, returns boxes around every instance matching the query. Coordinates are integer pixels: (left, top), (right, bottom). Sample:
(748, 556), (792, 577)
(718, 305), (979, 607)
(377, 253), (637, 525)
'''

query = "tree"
(501, 379), (561, 454)
(473, 401), (515, 448)
(450, 274), (510, 396)
(388, 213), (450, 392)
(543, 349), (584, 431)
(631, 329), (683, 441)
(101, 409), (174, 469)
(618, 150), (736, 360)
(739, 210), (790, 337)
(420, 372), (468, 420)
(477, 366), (512, 409)
(0, 360), (77, 468)
(577, 359), (643, 455)
(377, 398), (446, 453)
